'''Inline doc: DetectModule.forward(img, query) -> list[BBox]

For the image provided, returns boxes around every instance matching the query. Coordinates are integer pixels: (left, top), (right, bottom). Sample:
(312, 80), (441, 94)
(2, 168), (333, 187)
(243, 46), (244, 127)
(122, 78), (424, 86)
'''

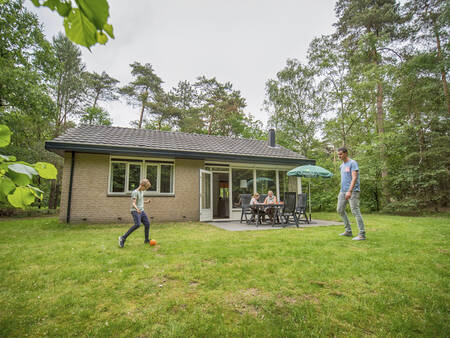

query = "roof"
(45, 125), (315, 166)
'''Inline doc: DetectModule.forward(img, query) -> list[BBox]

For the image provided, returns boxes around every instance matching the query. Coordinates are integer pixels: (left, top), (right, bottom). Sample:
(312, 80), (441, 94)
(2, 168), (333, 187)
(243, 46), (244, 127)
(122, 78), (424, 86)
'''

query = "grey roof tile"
(48, 125), (309, 160)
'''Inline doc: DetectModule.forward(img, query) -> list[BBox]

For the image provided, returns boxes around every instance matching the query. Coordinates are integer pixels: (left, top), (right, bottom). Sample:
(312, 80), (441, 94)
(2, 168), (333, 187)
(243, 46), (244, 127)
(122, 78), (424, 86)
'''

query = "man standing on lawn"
(119, 179), (152, 248)
(337, 147), (366, 240)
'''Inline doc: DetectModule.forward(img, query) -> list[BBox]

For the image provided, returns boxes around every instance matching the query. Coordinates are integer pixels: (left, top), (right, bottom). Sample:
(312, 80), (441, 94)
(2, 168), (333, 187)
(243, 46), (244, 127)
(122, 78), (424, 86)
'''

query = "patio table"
(249, 202), (284, 227)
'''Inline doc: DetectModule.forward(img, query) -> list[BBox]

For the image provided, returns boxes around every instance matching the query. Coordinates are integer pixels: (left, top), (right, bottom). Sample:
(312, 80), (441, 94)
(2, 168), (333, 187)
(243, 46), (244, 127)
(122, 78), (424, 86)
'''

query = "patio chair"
(278, 192), (298, 227)
(296, 193), (309, 224)
(257, 194), (268, 222)
(239, 194), (252, 223)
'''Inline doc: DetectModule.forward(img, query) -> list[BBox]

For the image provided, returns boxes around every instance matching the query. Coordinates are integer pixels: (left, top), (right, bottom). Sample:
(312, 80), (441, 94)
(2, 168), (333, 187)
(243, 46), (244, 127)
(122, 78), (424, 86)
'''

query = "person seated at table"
(250, 192), (259, 205)
(264, 190), (277, 222)
(249, 192), (259, 222)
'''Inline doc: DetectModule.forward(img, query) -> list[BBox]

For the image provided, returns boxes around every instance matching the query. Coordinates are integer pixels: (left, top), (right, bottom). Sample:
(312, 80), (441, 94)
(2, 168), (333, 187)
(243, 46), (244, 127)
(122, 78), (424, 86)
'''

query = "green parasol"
(287, 165), (333, 221)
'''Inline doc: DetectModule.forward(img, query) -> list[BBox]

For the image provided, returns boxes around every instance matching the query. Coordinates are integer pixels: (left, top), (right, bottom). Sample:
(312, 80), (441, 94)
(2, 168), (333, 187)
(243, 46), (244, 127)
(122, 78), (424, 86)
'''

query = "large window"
(109, 159), (174, 195)
(278, 171), (289, 201)
(111, 163), (126, 192)
(230, 167), (298, 209)
(231, 168), (253, 208)
(255, 169), (276, 197)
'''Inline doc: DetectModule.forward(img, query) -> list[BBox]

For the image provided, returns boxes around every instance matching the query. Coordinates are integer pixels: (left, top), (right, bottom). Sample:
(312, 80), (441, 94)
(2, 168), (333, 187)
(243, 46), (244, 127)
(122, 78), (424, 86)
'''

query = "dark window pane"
(279, 171), (289, 201)
(256, 169), (277, 198)
(160, 165), (173, 193)
(202, 172), (211, 209)
(232, 168), (254, 208)
(111, 163), (126, 192)
(128, 164), (141, 191)
(146, 165), (157, 191)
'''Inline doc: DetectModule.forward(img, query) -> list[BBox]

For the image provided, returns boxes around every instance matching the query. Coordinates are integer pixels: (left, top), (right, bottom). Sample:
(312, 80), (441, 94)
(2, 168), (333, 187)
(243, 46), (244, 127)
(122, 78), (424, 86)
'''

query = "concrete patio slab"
(206, 219), (344, 231)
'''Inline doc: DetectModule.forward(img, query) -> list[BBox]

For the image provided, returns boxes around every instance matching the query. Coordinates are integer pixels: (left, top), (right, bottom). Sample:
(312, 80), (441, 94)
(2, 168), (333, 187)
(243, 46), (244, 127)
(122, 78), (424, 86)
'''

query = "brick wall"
(59, 152), (203, 223)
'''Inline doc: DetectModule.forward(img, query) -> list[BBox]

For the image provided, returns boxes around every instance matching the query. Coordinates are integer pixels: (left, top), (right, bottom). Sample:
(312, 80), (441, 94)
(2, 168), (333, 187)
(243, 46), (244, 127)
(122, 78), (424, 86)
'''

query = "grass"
(0, 213), (448, 337)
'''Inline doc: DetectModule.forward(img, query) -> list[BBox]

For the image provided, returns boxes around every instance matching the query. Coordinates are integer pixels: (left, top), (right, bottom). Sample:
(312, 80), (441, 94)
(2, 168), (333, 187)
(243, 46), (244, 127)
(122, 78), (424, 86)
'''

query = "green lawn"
(0, 213), (448, 337)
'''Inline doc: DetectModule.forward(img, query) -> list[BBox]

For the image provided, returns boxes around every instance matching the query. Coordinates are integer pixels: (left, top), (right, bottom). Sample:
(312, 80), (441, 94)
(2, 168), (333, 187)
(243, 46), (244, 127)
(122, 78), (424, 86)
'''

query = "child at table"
(250, 192), (261, 222)
(250, 192), (259, 205)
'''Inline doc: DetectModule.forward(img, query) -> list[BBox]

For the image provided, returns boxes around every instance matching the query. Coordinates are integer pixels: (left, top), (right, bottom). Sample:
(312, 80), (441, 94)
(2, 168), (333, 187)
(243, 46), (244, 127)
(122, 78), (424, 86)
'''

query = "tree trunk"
(93, 91), (100, 108)
(138, 102), (145, 129)
(138, 90), (148, 129)
(48, 179), (57, 209)
(376, 81), (390, 205)
(435, 30), (450, 115)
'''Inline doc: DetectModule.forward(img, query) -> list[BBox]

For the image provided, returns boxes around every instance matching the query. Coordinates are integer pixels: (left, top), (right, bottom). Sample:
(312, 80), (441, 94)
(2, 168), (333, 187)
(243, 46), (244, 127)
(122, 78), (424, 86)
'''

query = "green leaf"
(103, 23), (114, 39)
(31, 0), (41, 6)
(8, 163), (39, 178)
(34, 162), (58, 179)
(76, 0), (109, 30)
(96, 31), (108, 44)
(42, 0), (60, 11)
(0, 154), (16, 162)
(57, 1), (72, 17)
(0, 125), (11, 147)
(0, 176), (16, 195)
(7, 187), (36, 209)
(8, 171), (31, 186)
(64, 8), (97, 48)
(28, 185), (44, 200)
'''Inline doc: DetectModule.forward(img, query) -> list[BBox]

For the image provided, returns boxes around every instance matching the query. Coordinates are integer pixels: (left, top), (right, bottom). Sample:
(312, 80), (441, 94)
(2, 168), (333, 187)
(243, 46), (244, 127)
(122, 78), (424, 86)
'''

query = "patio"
(207, 219), (343, 231)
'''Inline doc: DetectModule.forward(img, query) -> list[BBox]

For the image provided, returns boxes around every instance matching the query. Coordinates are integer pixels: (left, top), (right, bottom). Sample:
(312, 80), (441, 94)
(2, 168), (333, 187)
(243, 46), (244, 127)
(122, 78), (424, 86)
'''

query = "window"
(146, 165), (158, 192)
(111, 163), (126, 192)
(128, 164), (141, 191)
(278, 171), (289, 201)
(231, 168), (254, 208)
(255, 169), (276, 197)
(109, 159), (174, 195)
(160, 165), (173, 193)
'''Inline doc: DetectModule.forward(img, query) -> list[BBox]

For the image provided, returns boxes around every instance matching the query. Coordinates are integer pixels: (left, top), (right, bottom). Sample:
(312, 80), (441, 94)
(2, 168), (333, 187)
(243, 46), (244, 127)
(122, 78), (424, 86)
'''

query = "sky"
(27, 0), (337, 128)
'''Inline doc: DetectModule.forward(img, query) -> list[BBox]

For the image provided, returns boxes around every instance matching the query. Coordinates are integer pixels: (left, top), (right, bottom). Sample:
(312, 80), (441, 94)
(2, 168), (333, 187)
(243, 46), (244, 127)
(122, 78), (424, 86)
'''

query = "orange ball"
(149, 239), (157, 246)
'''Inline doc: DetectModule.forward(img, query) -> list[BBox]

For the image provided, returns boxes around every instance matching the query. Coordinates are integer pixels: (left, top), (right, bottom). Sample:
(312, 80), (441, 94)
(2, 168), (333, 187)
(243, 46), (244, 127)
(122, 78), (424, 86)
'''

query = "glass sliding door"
(199, 169), (213, 221)
(231, 168), (254, 208)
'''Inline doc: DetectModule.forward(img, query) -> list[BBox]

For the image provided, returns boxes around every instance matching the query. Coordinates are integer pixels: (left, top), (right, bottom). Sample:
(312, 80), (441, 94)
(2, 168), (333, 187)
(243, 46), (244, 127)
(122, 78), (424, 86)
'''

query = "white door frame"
(199, 169), (213, 221)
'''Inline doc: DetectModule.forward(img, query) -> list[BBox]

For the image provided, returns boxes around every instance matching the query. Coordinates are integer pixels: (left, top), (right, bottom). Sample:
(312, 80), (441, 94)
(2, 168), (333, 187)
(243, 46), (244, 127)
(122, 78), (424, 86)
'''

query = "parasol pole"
(309, 178), (312, 222)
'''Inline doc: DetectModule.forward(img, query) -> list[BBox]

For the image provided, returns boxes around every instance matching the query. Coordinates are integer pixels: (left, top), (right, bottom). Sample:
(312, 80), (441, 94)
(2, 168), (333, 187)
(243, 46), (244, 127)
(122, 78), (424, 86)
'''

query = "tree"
(51, 33), (86, 136)
(83, 71), (119, 108)
(30, 0), (114, 49)
(265, 59), (324, 157)
(404, 0), (450, 115)
(170, 81), (204, 134)
(144, 91), (179, 131)
(194, 76), (247, 136)
(120, 62), (163, 129)
(308, 35), (371, 148)
(80, 106), (112, 126)
(334, 0), (403, 205)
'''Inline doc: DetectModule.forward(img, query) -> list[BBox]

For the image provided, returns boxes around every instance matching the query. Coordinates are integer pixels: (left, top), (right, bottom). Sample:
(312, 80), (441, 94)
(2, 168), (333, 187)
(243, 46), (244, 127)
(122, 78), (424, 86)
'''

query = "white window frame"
(108, 156), (175, 196)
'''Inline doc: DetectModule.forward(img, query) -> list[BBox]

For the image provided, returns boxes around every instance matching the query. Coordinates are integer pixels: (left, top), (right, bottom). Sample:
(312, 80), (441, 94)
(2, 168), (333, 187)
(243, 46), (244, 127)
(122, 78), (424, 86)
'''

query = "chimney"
(268, 129), (276, 147)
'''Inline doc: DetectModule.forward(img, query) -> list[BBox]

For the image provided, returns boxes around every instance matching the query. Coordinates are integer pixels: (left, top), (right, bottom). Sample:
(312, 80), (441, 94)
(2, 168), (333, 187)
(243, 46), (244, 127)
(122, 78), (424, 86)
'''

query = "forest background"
(1, 0), (448, 214)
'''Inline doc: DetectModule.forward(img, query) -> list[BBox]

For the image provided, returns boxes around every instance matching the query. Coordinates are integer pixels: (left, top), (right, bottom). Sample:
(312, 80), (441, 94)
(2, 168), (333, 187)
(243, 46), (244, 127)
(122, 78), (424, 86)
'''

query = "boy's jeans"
(123, 211), (150, 241)
(337, 192), (365, 236)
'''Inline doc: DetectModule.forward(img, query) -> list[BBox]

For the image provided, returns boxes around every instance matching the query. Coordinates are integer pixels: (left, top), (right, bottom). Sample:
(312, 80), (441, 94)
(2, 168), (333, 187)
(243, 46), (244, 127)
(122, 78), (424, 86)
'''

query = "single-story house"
(45, 125), (315, 223)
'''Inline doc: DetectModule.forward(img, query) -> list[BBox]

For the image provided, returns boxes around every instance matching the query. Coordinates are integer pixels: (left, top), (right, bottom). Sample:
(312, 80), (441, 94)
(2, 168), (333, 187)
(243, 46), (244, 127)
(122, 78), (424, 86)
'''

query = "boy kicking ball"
(119, 179), (153, 248)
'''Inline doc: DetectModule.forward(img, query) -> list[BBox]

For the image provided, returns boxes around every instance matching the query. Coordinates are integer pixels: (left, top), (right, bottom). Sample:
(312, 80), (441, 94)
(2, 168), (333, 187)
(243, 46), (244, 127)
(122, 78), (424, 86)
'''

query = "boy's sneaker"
(144, 240), (150, 244)
(118, 236), (125, 248)
(339, 232), (353, 237)
(352, 235), (366, 241)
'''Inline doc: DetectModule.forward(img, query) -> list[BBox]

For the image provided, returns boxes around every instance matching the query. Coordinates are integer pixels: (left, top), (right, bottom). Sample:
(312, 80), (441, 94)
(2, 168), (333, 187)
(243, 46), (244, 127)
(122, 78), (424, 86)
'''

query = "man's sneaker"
(352, 235), (366, 241)
(339, 232), (353, 237)
(118, 236), (125, 248)
(144, 240), (150, 244)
